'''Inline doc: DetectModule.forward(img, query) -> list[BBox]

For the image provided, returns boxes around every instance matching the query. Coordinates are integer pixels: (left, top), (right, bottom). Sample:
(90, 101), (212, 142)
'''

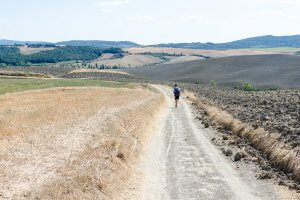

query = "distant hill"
(0, 39), (139, 48)
(0, 39), (52, 46)
(126, 54), (300, 88)
(152, 35), (300, 49)
(2, 35), (300, 49)
(56, 40), (139, 48)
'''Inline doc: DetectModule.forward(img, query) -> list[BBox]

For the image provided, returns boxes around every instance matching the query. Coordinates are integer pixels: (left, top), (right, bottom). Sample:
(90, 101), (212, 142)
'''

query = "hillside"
(0, 39), (52, 46)
(126, 54), (300, 88)
(0, 46), (122, 66)
(0, 39), (139, 48)
(2, 35), (300, 50)
(152, 35), (300, 49)
(56, 40), (139, 48)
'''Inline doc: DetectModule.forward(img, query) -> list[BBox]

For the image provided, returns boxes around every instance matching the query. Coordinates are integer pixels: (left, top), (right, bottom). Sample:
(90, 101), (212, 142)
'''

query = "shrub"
(210, 80), (217, 88)
(243, 82), (254, 91)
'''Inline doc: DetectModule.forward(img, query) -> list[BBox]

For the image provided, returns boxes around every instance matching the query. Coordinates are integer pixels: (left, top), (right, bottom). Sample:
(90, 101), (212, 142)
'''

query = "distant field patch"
(19, 46), (55, 55)
(163, 56), (203, 64)
(0, 70), (52, 78)
(91, 54), (164, 67)
(68, 68), (129, 75)
(0, 78), (133, 95)
(249, 47), (300, 53)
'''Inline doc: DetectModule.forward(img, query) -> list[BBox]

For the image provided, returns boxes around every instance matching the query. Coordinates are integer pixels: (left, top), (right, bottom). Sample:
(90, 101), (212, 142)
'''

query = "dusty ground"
(0, 86), (164, 199)
(119, 85), (299, 200)
(125, 47), (276, 58)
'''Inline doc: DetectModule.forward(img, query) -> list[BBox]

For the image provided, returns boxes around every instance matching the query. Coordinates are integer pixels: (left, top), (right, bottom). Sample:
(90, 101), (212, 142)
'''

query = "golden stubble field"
(0, 86), (164, 199)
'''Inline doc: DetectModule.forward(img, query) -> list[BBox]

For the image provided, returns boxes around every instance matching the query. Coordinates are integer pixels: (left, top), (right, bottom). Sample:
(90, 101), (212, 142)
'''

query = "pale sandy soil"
(91, 54), (164, 67)
(125, 47), (277, 58)
(0, 86), (164, 199)
(96, 53), (115, 60)
(162, 56), (204, 64)
(19, 46), (55, 55)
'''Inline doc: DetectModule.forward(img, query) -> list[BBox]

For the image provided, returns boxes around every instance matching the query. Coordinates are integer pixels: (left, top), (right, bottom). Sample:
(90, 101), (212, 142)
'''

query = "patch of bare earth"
(19, 46), (55, 55)
(0, 86), (164, 199)
(162, 56), (204, 64)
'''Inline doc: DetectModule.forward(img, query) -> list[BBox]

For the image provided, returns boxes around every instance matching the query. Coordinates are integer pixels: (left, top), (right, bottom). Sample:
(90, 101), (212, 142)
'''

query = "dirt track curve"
(120, 85), (295, 200)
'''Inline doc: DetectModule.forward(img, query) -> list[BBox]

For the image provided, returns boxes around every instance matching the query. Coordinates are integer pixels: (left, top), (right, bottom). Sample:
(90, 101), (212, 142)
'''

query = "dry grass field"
(125, 47), (277, 58)
(91, 54), (164, 67)
(0, 85), (164, 199)
(19, 46), (55, 55)
(0, 78), (132, 95)
(0, 70), (52, 78)
(67, 68), (130, 75)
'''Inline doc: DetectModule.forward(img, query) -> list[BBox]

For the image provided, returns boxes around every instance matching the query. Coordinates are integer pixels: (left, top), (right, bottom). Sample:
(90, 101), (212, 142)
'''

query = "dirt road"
(124, 85), (290, 200)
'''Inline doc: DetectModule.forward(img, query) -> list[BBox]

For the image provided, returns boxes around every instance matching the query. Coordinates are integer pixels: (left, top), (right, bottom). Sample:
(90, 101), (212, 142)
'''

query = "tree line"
(0, 46), (123, 66)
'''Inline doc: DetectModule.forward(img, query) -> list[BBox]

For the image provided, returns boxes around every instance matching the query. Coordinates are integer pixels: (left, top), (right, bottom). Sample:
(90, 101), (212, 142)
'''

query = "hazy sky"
(0, 0), (300, 44)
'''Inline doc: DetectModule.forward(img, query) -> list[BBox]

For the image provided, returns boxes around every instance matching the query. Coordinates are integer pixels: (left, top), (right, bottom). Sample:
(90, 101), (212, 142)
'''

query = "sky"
(0, 0), (300, 45)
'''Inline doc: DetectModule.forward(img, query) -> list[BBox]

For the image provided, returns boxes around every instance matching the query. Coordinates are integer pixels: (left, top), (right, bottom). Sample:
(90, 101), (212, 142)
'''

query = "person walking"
(173, 84), (181, 108)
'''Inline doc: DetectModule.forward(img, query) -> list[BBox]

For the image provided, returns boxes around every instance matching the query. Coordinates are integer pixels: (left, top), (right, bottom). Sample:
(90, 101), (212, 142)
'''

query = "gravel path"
(127, 85), (281, 200)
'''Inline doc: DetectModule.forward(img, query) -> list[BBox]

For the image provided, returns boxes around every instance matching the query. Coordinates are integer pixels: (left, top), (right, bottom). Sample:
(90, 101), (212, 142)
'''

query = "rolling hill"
(56, 40), (139, 48)
(126, 54), (300, 88)
(2, 35), (300, 50)
(0, 39), (52, 46)
(0, 39), (139, 48)
(152, 35), (300, 49)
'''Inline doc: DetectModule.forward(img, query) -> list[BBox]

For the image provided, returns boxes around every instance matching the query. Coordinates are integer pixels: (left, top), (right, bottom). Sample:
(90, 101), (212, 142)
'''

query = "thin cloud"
(253, 0), (300, 6)
(96, 0), (129, 7)
(257, 10), (285, 16)
(129, 16), (156, 22)
(100, 8), (113, 13)
(0, 19), (8, 24)
(179, 15), (208, 24)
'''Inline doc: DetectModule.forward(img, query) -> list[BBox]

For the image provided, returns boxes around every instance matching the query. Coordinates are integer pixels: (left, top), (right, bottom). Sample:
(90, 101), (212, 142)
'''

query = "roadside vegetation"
(243, 82), (254, 91)
(210, 80), (217, 88)
(187, 83), (300, 184)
